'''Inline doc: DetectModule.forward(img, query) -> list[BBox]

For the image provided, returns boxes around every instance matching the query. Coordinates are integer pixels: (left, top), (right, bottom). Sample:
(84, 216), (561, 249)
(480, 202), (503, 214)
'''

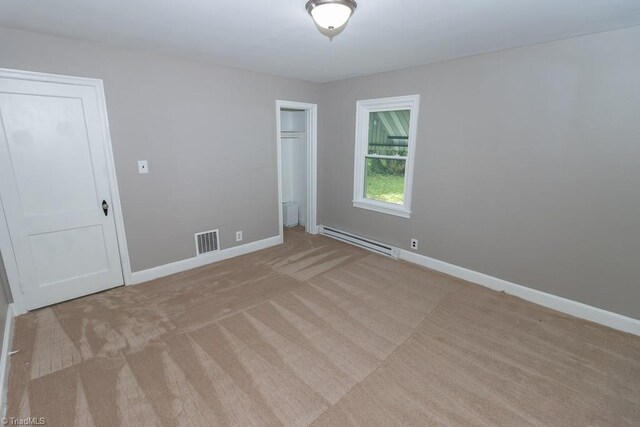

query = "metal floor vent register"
(195, 229), (220, 255)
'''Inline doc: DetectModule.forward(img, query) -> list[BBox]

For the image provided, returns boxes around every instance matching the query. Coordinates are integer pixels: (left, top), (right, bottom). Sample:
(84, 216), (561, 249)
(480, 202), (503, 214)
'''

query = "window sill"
(352, 200), (411, 218)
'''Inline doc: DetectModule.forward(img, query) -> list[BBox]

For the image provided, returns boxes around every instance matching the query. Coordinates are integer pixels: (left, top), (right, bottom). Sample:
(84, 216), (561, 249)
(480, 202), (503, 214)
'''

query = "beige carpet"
(6, 229), (640, 426)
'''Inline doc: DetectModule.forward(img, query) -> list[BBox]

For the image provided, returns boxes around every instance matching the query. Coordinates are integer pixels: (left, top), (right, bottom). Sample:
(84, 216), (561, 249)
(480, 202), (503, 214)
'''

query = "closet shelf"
(281, 130), (306, 139)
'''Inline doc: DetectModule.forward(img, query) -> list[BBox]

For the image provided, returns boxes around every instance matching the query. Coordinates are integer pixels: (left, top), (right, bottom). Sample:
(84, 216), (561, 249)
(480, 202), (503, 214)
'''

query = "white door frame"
(275, 100), (318, 240)
(0, 68), (132, 315)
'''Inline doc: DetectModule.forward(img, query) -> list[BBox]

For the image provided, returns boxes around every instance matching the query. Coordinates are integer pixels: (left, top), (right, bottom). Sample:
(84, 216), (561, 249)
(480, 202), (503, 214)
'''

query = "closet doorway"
(276, 101), (317, 241)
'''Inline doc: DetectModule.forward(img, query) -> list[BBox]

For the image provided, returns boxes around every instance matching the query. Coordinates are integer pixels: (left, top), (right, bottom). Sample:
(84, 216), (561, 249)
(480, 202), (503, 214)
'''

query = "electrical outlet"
(236, 231), (243, 242)
(410, 238), (418, 250)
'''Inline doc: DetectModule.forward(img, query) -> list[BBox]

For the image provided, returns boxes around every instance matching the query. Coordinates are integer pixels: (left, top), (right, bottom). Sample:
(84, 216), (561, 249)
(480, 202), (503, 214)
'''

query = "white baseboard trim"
(400, 250), (640, 336)
(0, 303), (15, 417)
(129, 235), (283, 285)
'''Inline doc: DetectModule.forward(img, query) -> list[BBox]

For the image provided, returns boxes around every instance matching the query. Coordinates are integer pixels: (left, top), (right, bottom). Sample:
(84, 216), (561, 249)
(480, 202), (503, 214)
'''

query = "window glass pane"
(364, 157), (405, 205)
(368, 110), (410, 156)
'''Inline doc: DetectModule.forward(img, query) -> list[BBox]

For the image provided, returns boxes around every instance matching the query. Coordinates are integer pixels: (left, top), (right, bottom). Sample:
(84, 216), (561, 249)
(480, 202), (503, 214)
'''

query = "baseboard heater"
(319, 226), (400, 259)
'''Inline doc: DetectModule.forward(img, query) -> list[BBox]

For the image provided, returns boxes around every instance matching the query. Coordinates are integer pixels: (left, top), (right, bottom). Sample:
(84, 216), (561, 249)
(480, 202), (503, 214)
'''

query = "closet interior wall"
(280, 110), (307, 227)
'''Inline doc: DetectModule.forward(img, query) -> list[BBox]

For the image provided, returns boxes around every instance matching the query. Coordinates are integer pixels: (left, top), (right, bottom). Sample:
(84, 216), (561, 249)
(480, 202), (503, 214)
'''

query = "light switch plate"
(138, 160), (149, 174)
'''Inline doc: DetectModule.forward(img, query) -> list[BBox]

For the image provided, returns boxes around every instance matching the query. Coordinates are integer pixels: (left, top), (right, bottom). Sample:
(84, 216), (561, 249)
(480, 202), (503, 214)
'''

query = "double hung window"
(353, 95), (420, 218)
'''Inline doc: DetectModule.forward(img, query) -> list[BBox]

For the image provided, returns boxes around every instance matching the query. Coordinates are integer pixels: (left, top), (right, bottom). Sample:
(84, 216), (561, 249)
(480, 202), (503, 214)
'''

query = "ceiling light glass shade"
(310, 3), (351, 30)
(306, 0), (357, 32)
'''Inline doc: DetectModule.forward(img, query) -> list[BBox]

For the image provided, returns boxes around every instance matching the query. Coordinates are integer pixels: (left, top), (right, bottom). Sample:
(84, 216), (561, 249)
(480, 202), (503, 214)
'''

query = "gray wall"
(0, 251), (11, 347)
(0, 26), (320, 272)
(319, 26), (640, 319)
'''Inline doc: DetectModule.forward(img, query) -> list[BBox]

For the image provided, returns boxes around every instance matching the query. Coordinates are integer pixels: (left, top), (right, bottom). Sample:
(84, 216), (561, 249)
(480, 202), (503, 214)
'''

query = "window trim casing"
(352, 94), (420, 218)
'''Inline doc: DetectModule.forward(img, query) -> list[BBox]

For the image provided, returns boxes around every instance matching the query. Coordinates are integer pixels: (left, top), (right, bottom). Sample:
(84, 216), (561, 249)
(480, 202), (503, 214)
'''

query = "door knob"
(102, 200), (109, 216)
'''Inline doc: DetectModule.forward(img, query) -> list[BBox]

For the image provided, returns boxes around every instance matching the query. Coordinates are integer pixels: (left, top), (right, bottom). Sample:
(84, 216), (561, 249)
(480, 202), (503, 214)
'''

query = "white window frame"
(353, 94), (420, 218)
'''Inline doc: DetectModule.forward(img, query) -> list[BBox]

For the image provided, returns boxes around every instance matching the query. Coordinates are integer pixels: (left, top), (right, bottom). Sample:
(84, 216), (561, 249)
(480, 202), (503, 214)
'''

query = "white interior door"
(0, 76), (123, 309)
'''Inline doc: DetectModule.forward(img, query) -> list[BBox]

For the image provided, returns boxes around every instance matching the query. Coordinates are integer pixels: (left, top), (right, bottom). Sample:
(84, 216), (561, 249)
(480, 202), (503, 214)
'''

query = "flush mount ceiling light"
(306, 0), (357, 39)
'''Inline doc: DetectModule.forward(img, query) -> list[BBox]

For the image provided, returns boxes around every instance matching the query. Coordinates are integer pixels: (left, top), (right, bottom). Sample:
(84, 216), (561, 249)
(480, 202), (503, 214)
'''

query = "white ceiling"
(1, 0), (639, 82)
